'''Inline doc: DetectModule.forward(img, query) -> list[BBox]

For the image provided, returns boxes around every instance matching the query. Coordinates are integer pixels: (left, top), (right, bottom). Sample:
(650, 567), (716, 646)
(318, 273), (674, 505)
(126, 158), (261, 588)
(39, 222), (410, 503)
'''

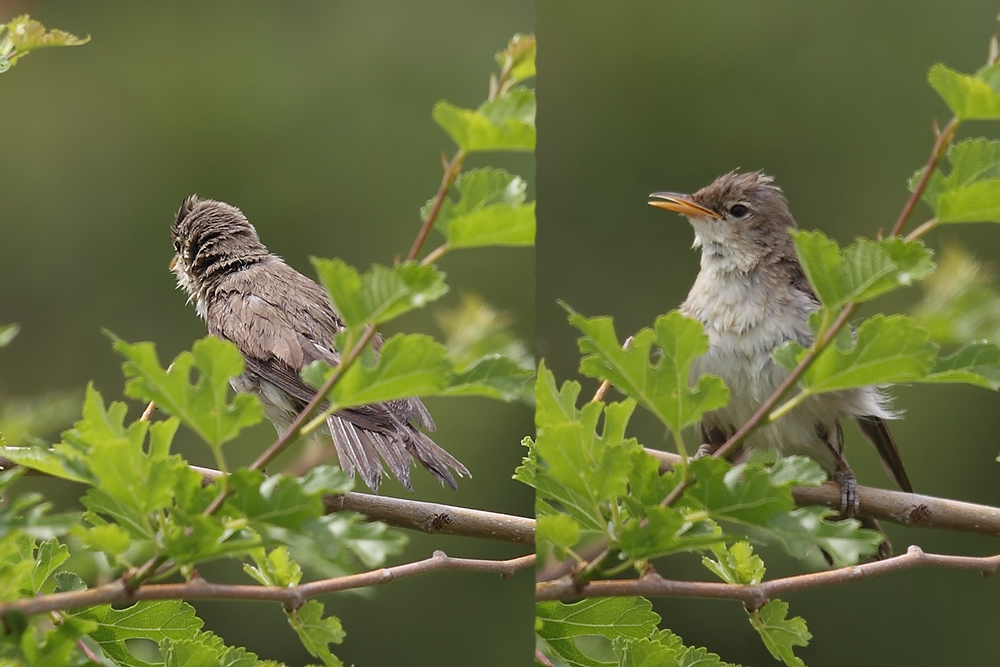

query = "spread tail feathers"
(326, 413), (470, 492)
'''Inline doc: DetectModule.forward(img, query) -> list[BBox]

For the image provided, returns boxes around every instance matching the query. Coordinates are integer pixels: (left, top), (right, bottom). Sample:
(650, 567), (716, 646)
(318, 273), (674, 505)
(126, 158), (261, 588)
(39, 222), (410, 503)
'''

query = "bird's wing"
(855, 414), (912, 493)
(205, 261), (455, 490)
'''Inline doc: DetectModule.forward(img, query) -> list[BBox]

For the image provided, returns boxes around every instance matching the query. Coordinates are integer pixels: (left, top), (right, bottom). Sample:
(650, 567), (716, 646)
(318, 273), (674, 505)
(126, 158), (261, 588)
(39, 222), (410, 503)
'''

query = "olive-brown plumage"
(170, 195), (469, 491)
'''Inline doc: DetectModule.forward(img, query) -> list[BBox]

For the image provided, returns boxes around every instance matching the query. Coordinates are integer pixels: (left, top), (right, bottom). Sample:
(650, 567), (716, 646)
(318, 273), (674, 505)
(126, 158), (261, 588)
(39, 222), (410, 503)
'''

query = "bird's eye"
(728, 204), (749, 218)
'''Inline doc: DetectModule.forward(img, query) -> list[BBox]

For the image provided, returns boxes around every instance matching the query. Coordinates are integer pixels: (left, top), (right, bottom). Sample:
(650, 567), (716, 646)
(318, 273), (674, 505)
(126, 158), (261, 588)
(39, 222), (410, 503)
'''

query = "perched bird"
(648, 171), (911, 517)
(169, 195), (469, 492)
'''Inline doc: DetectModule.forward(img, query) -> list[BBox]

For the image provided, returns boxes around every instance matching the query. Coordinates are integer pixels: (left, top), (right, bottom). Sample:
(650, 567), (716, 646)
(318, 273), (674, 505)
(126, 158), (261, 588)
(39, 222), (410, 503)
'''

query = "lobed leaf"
(702, 541), (765, 586)
(114, 336), (264, 450)
(536, 597), (661, 667)
(928, 62), (1000, 120)
(792, 231), (935, 309)
(923, 340), (1000, 389)
(319, 334), (451, 409)
(748, 600), (811, 667)
(773, 315), (938, 394)
(288, 600), (346, 667)
(911, 244), (1000, 343)
(311, 259), (448, 332)
(433, 87), (535, 152)
(495, 33), (535, 84)
(915, 138), (1000, 224)
(567, 307), (729, 434)
(425, 167), (535, 248)
(0, 15), (89, 70)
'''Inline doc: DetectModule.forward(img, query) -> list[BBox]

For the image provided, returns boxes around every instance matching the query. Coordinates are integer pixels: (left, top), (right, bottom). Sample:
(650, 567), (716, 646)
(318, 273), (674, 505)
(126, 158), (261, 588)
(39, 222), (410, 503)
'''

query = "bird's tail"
(325, 413), (469, 492)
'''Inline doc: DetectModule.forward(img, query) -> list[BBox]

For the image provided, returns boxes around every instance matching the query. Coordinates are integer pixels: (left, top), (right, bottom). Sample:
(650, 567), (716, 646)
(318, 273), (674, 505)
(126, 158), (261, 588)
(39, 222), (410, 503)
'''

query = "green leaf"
(114, 336), (264, 449)
(684, 458), (793, 525)
(244, 546), (303, 587)
(618, 505), (723, 561)
(426, 168), (535, 248)
(914, 138), (1000, 224)
(434, 292), (534, 370)
(748, 600), (811, 667)
(923, 340), (1000, 389)
(1, 15), (89, 69)
(928, 62), (1000, 120)
(28, 538), (69, 594)
(568, 307), (729, 434)
(70, 599), (203, 667)
(288, 600), (346, 667)
(774, 315), (938, 394)
(536, 597), (661, 667)
(18, 615), (97, 666)
(0, 323), (19, 347)
(433, 88), (535, 152)
(764, 506), (883, 568)
(311, 259), (448, 330)
(441, 355), (535, 400)
(78, 523), (132, 557)
(537, 514), (581, 556)
(702, 541), (765, 586)
(792, 231), (935, 309)
(496, 33), (535, 84)
(304, 334), (451, 410)
(224, 469), (324, 531)
(910, 244), (1000, 344)
(0, 390), (80, 446)
(0, 469), (79, 541)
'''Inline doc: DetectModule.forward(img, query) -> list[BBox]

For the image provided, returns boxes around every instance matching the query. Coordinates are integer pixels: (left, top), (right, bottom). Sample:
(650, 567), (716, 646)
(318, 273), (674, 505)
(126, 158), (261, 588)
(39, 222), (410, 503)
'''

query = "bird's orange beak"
(648, 192), (719, 219)
(168, 255), (178, 271)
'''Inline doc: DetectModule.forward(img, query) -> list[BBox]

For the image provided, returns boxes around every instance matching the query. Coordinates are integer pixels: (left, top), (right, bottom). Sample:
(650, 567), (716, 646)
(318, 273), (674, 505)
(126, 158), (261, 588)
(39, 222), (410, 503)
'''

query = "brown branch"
(0, 550), (535, 620)
(325, 492), (535, 546)
(645, 448), (1000, 537)
(191, 464), (535, 544)
(0, 456), (536, 546)
(408, 149), (465, 261)
(536, 545), (999, 607)
(889, 116), (958, 237)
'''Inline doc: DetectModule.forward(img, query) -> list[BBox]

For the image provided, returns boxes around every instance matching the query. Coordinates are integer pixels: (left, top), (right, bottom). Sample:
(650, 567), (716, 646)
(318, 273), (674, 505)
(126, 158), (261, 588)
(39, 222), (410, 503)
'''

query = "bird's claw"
(835, 468), (860, 517)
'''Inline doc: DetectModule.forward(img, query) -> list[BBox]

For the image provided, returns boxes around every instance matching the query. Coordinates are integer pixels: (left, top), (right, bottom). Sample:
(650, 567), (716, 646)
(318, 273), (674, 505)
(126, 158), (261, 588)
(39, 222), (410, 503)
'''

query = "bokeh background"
(537, 2), (1000, 665)
(0, 2), (533, 665)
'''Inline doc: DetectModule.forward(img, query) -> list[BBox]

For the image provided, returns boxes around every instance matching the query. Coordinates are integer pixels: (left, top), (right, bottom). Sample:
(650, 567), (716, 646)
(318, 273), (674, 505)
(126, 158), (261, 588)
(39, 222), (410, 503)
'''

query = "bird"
(648, 171), (911, 520)
(169, 195), (469, 492)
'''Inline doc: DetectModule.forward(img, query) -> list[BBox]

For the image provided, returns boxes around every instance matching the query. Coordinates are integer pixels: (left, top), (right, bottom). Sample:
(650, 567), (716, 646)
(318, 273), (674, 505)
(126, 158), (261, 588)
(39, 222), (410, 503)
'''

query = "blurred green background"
(537, 1), (1000, 665)
(0, 2), (533, 665)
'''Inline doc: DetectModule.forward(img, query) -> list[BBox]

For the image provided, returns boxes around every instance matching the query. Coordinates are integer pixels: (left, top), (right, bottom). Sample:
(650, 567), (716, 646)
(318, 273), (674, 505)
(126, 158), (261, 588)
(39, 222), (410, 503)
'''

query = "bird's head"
(649, 171), (798, 269)
(170, 195), (270, 315)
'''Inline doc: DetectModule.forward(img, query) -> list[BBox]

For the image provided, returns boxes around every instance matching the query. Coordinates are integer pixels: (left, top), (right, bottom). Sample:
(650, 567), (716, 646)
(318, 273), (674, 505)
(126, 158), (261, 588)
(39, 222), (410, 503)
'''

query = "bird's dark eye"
(729, 204), (749, 218)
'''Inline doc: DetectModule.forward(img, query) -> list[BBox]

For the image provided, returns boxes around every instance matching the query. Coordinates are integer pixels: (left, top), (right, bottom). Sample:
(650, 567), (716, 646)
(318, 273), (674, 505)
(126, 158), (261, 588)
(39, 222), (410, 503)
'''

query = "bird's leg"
(817, 421), (860, 517)
(695, 423), (729, 459)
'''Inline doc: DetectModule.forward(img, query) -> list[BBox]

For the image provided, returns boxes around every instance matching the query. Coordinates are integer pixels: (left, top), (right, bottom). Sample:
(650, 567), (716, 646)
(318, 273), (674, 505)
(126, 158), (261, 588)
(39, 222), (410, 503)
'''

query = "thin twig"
(889, 117), (958, 237)
(536, 545), (999, 607)
(407, 150), (465, 262)
(0, 551), (535, 619)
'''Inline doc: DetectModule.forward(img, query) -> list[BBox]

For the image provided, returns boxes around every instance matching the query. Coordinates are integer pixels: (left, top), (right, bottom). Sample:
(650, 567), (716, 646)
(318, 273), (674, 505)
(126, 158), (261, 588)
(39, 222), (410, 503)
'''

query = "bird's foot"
(835, 468), (860, 517)
(693, 442), (718, 459)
